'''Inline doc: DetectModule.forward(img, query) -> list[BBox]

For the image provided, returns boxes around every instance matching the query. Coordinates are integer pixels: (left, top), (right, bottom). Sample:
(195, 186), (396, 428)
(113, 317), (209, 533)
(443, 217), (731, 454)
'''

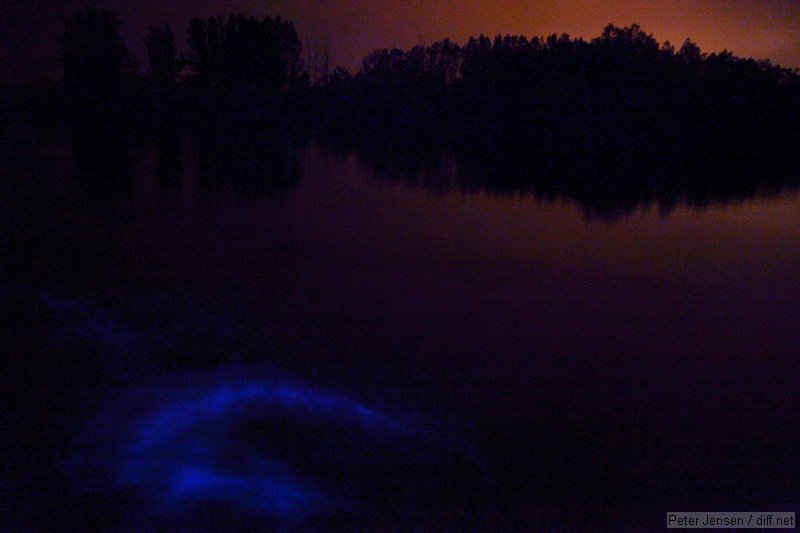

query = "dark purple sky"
(2, 0), (799, 84)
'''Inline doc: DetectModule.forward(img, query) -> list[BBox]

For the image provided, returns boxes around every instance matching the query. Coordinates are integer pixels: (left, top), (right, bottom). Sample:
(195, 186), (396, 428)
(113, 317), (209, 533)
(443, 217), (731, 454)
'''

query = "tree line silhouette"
(2, 8), (799, 213)
(325, 25), (799, 155)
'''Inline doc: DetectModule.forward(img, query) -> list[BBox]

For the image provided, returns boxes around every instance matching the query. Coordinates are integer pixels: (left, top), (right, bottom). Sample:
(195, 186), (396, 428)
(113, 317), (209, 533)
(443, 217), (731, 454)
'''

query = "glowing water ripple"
(131, 382), (393, 453)
(22, 286), (486, 524)
(117, 379), (405, 516)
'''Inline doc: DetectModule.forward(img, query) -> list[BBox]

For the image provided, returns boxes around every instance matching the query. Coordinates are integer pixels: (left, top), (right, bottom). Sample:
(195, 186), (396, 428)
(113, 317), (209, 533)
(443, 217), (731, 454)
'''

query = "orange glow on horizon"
(2, 0), (798, 84)
(258, 0), (800, 72)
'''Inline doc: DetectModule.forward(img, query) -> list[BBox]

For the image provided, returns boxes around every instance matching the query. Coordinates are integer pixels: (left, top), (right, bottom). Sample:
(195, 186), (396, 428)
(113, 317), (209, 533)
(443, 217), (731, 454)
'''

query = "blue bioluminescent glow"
(27, 286), (485, 523)
(166, 464), (312, 514)
(116, 377), (405, 517)
(130, 381), (395, 452)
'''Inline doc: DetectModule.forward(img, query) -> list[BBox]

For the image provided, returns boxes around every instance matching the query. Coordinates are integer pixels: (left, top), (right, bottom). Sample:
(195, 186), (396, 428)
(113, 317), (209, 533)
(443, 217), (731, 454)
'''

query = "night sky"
(2, 0), (799, 85)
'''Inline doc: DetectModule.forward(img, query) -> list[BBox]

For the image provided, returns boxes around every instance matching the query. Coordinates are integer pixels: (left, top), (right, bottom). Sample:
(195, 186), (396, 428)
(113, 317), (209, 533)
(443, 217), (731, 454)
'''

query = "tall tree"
(145, 24), (178, 85)
(60, 8), (127, 87)
(185, 14), (305, 91)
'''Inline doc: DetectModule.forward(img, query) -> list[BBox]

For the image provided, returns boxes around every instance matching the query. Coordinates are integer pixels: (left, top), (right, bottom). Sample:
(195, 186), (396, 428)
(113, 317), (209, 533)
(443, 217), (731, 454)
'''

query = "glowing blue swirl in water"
(131, 382), (391, 452)
(25, 287), (485, 524)
(118, 380), (403, 516)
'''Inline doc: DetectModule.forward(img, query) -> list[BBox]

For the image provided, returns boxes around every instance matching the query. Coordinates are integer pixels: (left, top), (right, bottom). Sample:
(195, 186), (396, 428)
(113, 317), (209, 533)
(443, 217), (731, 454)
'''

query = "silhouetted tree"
(145, 24), (178, 85)
(311, 22), (800, 178)
(58, 8), (146, 133)
(47, 13), (800, 191)
(185, 14), (305, 92)
(60, 8), (127, 88)
(677, 38), (704, 65)
(426, 38), (462, 85)
(326, 66), (353, 92)
(306, 36), (333, 86)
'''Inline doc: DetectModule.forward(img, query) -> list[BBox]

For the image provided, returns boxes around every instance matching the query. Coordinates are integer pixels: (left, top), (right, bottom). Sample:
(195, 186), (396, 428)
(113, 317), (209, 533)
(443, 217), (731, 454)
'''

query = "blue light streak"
(117, 378), (403, 516)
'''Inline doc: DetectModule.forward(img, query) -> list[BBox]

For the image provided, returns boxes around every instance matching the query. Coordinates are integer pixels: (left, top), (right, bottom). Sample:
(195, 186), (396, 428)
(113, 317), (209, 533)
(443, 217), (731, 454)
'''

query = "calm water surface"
(2, 135), (799, 530)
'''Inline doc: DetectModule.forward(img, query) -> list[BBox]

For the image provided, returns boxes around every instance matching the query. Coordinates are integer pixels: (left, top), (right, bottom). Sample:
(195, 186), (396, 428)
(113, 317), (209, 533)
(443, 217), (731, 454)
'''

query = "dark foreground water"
(2, 130), (799, 531)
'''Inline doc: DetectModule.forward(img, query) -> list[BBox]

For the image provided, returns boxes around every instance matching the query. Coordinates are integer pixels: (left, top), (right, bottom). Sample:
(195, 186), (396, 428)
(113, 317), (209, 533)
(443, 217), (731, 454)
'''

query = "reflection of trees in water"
(71, 132), (135, 207)
(340, 144), (457, 194)
(318, 23), (800, 219)
(351, 141), (800, 220)
(192, 130), (299, 197)
(69, 123), (299, 205)
(154, 134), (183, 189)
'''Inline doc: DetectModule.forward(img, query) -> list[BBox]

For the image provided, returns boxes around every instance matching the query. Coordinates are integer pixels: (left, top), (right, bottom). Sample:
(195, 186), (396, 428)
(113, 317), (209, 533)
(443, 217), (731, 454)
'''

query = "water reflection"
(192, 131), (299, 196)
(349, 143), (800, 220)
(72, 133), (135, 202)
(69, 127), (301, 210)
(154, 134), (183, 190)
(62, 123), (800, 222)
(69, 364), (487, 529)
(9, 284), (485, 529)
(4, 127), (800, 531)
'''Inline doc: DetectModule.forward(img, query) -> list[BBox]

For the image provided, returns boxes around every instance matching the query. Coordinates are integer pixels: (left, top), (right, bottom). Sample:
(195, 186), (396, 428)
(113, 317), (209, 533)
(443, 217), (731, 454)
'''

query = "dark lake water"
(2, 130), (799, 531)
